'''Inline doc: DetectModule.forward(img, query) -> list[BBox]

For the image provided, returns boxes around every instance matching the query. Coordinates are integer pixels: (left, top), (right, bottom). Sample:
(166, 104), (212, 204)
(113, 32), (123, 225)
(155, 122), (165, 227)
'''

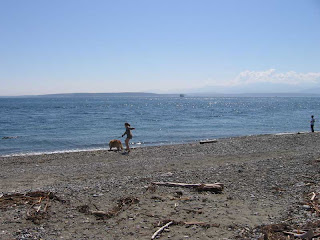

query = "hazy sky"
(1, 0), (320, 95)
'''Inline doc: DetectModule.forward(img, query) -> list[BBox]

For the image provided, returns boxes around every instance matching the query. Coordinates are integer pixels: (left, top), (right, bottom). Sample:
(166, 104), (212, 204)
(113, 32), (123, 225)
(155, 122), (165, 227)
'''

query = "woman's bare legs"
(125, 138), (130, 152)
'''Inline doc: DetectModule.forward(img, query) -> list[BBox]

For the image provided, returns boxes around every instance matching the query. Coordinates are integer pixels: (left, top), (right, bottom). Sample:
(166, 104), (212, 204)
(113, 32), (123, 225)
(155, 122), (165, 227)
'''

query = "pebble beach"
(1, 132), (320, 240)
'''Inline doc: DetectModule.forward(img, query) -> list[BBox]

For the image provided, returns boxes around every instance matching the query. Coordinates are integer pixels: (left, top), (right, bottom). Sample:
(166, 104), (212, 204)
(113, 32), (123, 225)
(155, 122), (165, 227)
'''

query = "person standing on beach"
(311, 115), (315, 132)
(122, 122), (135, 152)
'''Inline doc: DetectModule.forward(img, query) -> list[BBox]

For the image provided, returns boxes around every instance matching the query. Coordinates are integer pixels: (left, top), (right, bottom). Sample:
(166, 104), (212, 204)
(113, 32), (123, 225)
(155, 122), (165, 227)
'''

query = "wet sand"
(1, 132), (320, 239)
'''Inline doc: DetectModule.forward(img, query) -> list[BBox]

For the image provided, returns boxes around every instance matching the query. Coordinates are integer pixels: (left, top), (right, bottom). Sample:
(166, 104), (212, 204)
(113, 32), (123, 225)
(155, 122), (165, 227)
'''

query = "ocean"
(0, 96), (319, 156)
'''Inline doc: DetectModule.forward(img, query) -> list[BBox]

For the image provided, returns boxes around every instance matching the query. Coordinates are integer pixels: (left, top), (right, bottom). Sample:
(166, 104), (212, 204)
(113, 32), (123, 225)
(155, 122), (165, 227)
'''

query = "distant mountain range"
(187, 92), (320, 97)
(300, 87), (320, 94)
(176, 83), (320, 96)
(0, 92), (179, 98)
(172, 83), (320, 97)
(32, 92), (171, 98)
(1, 90), (319, 98)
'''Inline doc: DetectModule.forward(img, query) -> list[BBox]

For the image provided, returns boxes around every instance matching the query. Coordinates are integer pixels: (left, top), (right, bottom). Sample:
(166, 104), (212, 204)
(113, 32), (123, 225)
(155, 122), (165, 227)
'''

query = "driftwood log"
(200, 139), (217, 144)
(283, 229), (314, 239)
(151, 182), (224, 193)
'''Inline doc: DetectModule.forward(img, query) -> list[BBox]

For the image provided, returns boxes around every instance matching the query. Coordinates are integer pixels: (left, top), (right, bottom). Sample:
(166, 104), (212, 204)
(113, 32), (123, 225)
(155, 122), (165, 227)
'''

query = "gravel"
(1, 132), (320, 239)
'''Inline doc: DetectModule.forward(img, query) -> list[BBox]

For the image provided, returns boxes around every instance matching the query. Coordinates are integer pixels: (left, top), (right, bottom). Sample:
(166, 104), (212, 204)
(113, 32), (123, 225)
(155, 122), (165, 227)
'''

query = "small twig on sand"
(282, 217), (294, 222)
(43, 199), (50, 212)
(311, 192), (317, 201)
(77, 197), (139, 220)
(302, 175), (314, 180)
(310, 201), (320, 214)
(151, 219), (219, 239)
(182, 208), (203, 214)
(183, 221), (219, 228)
(151, 221), (173, 239)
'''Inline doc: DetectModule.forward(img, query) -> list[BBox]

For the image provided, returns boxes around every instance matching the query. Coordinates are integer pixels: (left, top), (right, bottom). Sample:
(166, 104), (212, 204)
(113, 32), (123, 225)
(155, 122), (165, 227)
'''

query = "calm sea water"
(0, 96), (319, 156)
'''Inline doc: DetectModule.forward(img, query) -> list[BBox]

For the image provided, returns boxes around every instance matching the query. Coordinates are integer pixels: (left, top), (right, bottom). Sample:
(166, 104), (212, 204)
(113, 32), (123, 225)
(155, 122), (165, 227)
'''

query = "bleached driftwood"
(311, 192), (317, 201)
(200, 139), (217, 144)
(151, 182), (224, 193)
(283, 229), (314, 239)
(89, 210), (113, 219)
(151, 221), (173, 239)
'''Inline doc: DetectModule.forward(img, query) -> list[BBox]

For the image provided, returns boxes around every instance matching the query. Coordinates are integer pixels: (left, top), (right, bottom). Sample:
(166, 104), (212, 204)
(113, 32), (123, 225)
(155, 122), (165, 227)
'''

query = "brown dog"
(109, 139), (123, 151)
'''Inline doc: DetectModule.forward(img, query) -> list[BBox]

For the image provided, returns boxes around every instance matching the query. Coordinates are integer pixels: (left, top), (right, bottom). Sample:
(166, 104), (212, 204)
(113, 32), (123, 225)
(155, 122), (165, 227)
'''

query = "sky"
(1, 0), (320, 96)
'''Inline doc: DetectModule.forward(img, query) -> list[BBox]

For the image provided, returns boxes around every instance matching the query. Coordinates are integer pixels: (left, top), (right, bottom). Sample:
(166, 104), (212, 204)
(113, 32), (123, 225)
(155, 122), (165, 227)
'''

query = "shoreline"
(0, 131), (312, 158)
(1, 132), (320, 239)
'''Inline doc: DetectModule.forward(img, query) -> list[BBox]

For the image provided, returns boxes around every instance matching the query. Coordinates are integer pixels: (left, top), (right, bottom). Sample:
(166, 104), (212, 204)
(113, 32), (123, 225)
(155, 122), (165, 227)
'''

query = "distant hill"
(1, 92), (179, 98)
(37, 92), (162, 98)
(188, 92), (320, 97)
(300, 87), (320, 94)
(180, 82), (320, 97)
(1, 91), (319, 98)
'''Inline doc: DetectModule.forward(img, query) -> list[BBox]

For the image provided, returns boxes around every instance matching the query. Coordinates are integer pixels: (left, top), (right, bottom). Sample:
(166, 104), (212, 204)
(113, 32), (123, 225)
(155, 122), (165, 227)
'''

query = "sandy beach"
(1, 132), (320, 240)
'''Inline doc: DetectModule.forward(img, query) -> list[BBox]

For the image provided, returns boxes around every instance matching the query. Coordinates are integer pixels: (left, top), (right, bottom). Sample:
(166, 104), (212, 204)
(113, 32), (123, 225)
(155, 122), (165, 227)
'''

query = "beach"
(1, 132), (320, 239)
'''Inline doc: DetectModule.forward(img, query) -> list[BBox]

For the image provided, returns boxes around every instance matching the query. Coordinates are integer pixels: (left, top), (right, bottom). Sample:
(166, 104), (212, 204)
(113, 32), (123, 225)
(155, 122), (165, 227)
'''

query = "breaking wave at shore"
(1, 131), (310, 157)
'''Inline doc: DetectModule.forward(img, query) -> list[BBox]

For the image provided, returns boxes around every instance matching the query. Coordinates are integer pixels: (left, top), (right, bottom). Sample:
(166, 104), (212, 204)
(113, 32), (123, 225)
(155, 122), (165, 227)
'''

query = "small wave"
(1, 140), (192, 157)
(2, 136), (20, 140)
(274, 131), (307, 136)
(1, 147), (111, 158)
(131, 139), (200, 147)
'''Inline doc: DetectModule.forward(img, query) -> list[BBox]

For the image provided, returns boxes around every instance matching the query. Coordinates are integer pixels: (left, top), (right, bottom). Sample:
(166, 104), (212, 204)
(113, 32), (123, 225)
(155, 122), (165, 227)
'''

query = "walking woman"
(122, 122), (135, 152)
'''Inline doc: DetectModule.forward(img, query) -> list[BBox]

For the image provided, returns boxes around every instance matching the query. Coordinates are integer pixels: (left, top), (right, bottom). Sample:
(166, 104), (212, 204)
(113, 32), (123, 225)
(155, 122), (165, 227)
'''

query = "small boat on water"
(180, 94), (185, 97)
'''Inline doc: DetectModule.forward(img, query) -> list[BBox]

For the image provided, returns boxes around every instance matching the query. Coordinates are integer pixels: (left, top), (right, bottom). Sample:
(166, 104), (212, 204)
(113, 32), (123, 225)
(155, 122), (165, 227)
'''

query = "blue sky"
(1, 0), (320, 95)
